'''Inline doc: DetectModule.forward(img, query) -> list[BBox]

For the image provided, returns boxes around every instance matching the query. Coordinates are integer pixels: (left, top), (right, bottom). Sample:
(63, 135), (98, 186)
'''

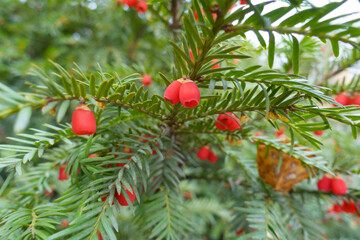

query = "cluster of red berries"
(197, 146), (218, 163)
(101, 185), (136, 206)
(117, 0), (148, 13)
(317, 175), (348, 195)
(215, 112), (241, 131)
(335, 93), (360, 106)
(164, 78), (200, 108)
(328, 200), (360, 217)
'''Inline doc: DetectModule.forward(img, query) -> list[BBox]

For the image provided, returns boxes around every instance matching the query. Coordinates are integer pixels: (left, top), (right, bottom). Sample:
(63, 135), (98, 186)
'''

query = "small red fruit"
(351, 94), (360, 106)
(317, 175), (332, 192)
(44, 186), (55, 196)
(97, 231), (103, 240)
(334, 93), (349, 106)
(216, 112), (240, 132)
(236, 228), (244, 236)
(136, 1), (148, 13)
(197, 146), (210, 160)
(313, 130), (323, 136)
(124, 0), (138, 7)
(142, 74), (152, 86)
(215, 114), (228, 130)
(179, 80), (201, 108)
(275, 128), (285, 137)
(58, 165), (68, 181)
(60, 220), (69, 227)
(115, 185), (136, 206)
(208, 151), (218, 163)
(341, 200), (357, 214)
(333, 203), (343, 213)
(211, 59), (220, 69)
(164, 80), (182, 105)
(72, 104), (96, 135)
(240, 0), (246, 4)
(331, 177), (347, 195)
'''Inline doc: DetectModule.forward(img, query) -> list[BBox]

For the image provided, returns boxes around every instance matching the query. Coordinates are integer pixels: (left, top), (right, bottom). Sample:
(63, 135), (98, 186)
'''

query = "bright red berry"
(124, 0), (138, 7)
(240, 0), (246, 4)
(179, 80), (201, 108)
(60, 220), (69, 227)
(331, 177), (347, 195)
(341, 200), (357, 214)
(58, 165), (68, 181)
(136, 1), (148, 13)
(211, 59), (220, 69)
(351, 94), (360, 106)
(317, 175), (332, 192)
(197, 146), (210, 160)
(72, 104), (96, 135)
(335, 93), (349, 106)
(142, 74), (152, 86)
(333, 203), (343, 213)
(97, 231), (103, 240)
(215, 112), (240, 131)
(208, 150), (218, 163)
(115, 185), (136, 206)
(275, 128), (285, 137)
(164, 80), (182, 105)
(313, 130), (323, 136)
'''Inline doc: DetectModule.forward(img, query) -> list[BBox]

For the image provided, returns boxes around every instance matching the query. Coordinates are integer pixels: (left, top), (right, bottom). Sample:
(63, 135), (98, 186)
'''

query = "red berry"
(215, 112), (240, 131)
(115, 185), (136, 206)
(317, 175), (332, 192)
(331, 177), (347, 195)
(58, 165), (68, 181)
(236, 228), (244, 236)
(351, 94), (360, 106)
(164, 80), (182, 105)
(97, 231), (103, 240)
(240, 0), (246, 4)
(211, 59), (220, 69)
(44, 186), (55, 196)
(124, 0), (138, 7)
(341, 200), (357, 214)
(136, 1), (147, 13)
(335, 93), (349, 106)
(275, 128), (285, 137)
(332, 203), (343, 213)
(197, 146), (210, 160)
(179, 80), (201, 108)
(60, 220), (69, 227)
(208, 150), (218, 163)
(142, 74), (152, 86)
(313, 130), (323, 136)
(72, 104), (96, 135)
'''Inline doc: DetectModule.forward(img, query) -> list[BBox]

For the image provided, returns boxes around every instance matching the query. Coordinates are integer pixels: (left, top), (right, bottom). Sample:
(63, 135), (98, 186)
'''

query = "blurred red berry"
(331, 177), (347, 195)
(240, 0), (246, 4)
(58, 165), (68, 181)
(211, 59), (220, 69)
(313, 130), (323, 136)
(164, 80), (182, 105)
(275, 128), (285, 137)
(137, 1), (147, 13)
(115, 185), (136, 206)
(60, 220), (69, 227)
(72, 104), (96, 135)
(208, 150), (218, 163)
(317, 175), (331, 192)
(142, 74), (152, 86)
(334, 93), (349, 106)
(197, 146), (210, 160)
(236, 228), (244, 235)
(97, 231), (103, 240)
(179, 80), (200, 108)
(124, 0), (138, 7)
(351, 94), (360, 106)
(341, 200), (357, 214)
